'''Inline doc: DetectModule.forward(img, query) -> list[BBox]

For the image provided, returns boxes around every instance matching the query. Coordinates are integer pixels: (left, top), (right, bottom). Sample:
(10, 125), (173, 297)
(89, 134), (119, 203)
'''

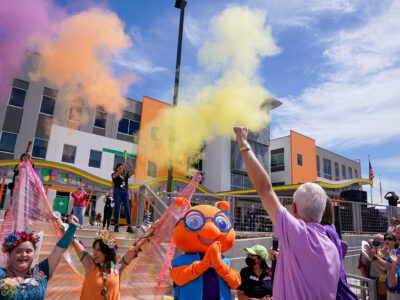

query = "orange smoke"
(29, 8), (136, 117)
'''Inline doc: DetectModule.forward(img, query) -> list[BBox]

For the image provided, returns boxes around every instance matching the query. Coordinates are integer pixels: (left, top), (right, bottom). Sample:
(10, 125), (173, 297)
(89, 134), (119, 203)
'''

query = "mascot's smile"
(198, 235), (217, 245)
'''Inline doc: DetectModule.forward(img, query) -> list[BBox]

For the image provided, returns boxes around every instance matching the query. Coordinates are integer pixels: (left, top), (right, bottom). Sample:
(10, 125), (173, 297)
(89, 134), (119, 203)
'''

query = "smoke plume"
(140, 5), (281, 173)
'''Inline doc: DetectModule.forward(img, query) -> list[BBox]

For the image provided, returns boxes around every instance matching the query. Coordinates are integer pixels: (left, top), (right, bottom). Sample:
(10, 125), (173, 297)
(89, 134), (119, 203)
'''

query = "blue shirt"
(0, 259), (49, 300)
(386, 248), (400, 291)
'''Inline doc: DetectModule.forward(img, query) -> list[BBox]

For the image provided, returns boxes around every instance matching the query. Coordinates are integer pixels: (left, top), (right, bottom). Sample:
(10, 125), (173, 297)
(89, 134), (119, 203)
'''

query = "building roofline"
(289, 130), (315, 141)
(142, 95), (172, 106)
(316, 145), (360, 163)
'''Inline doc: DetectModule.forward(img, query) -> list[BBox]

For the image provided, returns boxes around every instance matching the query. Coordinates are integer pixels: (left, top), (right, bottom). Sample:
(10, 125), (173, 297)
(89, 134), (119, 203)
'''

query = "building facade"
(270, 130), (366, 196)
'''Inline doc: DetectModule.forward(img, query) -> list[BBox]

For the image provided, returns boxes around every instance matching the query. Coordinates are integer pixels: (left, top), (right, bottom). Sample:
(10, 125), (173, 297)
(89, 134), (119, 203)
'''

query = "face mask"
(246, 257), (257, 267)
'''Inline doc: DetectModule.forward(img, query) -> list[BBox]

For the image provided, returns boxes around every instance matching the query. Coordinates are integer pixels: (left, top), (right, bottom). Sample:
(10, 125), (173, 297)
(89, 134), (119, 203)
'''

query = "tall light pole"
(167, 0), (187, 193)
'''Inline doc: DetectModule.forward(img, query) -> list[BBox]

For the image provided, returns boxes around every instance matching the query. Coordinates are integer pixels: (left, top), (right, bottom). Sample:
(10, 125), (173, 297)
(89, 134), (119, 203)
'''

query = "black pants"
(103, 206), (112, 228)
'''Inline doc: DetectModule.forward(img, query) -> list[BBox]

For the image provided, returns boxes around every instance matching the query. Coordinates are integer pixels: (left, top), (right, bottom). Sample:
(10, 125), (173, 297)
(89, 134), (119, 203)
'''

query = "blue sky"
(56, 0), (400, 203)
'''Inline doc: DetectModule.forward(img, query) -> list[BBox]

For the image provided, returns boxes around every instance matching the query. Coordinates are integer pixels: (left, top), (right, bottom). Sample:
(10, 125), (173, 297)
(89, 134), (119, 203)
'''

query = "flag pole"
(379, 175), (383, 204)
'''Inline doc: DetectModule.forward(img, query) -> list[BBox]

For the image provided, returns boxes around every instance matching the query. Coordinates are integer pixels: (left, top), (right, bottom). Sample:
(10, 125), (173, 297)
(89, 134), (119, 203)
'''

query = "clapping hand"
(389, 249), (400, 266)
(364, 243), (377, 261)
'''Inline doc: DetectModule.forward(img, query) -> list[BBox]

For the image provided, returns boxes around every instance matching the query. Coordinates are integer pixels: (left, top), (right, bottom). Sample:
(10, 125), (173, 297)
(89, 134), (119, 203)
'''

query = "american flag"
(369, 159), (375, 186)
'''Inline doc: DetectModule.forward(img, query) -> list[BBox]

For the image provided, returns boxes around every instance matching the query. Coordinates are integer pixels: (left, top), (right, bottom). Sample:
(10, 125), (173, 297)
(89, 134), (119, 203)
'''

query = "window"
(62, 144), (77, 164)
(40, 96), (56, 116)
(342, 165), (346, 179)
(348, 167), (352, 179)
(94, 110), (107, 129)
(355, 169), (359, 178)
(32, 138), (48, 159)
(118, 118), (140, 135)
(323, 158), (332, 176)
(316, 156), (320, 174)
(334, 162), (339, 179)
(113, 154), (135, 172)
(89, 150), (102, 168)
(271, 148), (284, 172)
(230, 172), (253, 190)
(147, 161), (157, 177)
(0, 132), (17, 153)
(68, 104), (82, 123)
(272, 182), (285, 187)
(8, 87), (27, 108)
(297, 154), (302, 166)
(151, 126), (159, 141)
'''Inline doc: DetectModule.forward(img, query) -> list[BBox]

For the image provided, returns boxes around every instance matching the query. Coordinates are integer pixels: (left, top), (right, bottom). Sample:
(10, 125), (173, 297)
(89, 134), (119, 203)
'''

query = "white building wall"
(202, 136), (231, 192)
(47, 125), (138, 182)
(270, 136), (292, 185)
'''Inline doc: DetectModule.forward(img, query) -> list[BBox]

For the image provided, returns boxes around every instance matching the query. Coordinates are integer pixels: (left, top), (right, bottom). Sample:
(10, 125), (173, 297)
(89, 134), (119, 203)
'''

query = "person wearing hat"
(237, 245), (272, 300)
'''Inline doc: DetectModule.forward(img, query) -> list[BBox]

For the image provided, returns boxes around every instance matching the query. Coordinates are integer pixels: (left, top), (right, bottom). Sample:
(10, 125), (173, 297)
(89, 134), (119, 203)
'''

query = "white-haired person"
(0, 215), (79, 299)
(233, 126), (340, 300)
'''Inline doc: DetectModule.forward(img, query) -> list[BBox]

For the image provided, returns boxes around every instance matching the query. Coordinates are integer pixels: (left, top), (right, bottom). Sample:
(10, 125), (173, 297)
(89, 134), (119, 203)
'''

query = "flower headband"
(2, 229), (40, 253)
(95, 230), (119, 251)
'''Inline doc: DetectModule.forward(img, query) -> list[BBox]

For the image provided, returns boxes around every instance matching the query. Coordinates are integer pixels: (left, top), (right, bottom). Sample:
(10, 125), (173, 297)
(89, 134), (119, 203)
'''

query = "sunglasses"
(175, 209), (234, 233)
(372, 241), (381, 247)
(384, 237), (395, 241)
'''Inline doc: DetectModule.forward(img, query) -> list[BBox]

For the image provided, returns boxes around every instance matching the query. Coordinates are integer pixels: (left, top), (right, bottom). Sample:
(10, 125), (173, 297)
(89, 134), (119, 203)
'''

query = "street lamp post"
(167, 0), (187, 193)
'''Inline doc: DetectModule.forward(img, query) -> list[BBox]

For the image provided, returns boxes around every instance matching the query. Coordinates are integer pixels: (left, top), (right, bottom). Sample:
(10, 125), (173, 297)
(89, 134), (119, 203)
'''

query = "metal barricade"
(346, 273), (377, 300)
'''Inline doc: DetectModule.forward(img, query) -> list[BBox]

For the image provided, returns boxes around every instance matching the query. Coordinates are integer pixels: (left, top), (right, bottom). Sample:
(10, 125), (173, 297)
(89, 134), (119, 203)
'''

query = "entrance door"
(53, 196), (69, 215)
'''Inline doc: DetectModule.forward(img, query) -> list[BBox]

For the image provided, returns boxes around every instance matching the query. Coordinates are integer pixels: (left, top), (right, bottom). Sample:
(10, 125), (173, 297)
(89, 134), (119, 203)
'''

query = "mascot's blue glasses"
(175, 209), (234, 232)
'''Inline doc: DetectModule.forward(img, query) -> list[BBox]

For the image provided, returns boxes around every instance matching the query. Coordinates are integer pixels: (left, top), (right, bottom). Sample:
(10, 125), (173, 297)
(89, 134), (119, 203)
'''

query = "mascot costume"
(170, 198), (241, 300)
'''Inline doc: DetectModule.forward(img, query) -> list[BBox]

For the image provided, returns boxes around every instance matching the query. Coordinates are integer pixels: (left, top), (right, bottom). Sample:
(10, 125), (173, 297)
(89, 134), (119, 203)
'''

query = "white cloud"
(271, 1), (400, 149)
(374, 156), (400, 173)
(113, 51), (168, 75)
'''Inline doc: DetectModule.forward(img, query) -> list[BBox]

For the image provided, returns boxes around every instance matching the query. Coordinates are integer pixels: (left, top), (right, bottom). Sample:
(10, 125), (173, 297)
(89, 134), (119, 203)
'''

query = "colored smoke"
(29, 8), (135, 116)
(0, 0), (63, 101)
(141, 6), (281, 173)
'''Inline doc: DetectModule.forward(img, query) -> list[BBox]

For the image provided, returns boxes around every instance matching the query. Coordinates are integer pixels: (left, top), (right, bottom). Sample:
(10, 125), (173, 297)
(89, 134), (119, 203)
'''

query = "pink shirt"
(273, 206), (340, 300)
(72, 193), (88, 207)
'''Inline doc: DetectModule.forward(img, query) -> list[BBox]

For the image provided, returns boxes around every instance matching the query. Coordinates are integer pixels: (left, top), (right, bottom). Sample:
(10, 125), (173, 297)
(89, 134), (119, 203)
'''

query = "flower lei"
(95, 230), (118, 251)
(2, 229), (40, 253)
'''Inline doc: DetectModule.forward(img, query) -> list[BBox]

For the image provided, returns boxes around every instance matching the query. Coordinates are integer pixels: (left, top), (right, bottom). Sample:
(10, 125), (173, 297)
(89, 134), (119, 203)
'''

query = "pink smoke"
(0, 0), (65, 101)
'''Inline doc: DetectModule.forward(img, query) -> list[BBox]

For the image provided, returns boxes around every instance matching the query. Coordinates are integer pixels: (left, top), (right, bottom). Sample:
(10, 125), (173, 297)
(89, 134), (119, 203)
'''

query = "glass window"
(272, 182), (285, 187)
(348, 167), (352, 179)
(316, 156), (320, 173)
(94, 110), (107, 128)
(9, 87), (26, 108)
(118, 118), (140, 136)
(0, 132), (17, 153)
(62, 144), (76, 164)
(323, 158), (332, 176)
(32, 138), (48, 159)
(297, 154), (302, 166)
(150, 126), (159, 141)
(342, 165), (346, 179)
(40, 96), (56, 116)
(129, 120), (140, 135)
(147, 161), (157, 177)
(334, 162), (339, 178)
(113, 154), (135, 172)
(271, 153), (284, 167)
(68, 104), (82, 123)
(355, 169), (359, 178)
(88, 150), (102, 168)
(118, 118), (129, 134)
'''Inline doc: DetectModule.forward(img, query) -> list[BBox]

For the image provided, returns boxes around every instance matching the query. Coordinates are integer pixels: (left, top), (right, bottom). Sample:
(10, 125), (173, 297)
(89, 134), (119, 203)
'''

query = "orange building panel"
(290, 130), (317, 184)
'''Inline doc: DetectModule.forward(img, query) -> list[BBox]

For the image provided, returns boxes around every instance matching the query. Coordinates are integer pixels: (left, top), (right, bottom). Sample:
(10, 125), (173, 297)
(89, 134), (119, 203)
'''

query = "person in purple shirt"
(233, 126), (340, 300)
(321, 198), (358, 300)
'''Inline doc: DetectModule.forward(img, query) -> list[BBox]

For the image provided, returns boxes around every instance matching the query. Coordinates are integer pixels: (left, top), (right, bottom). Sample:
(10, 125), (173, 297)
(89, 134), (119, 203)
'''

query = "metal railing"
(133, 188), (395, 235)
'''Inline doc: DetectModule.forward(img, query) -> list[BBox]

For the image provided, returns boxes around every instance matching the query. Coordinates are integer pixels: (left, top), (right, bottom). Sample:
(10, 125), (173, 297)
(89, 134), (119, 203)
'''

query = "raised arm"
(127, 159), (135, 178)
(47, 215), (78, 278)
(119, 225), (155, 275)
(72, 236), (93, 274)
(233, 127), (281, 224)
(387, 250), (400, 288)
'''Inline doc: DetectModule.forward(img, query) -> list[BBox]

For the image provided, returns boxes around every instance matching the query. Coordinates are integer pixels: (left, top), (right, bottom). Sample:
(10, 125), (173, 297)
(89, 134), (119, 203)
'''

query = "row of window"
(8, 85), (140, 136)
(316, 156), (358, 180)
(0, 131), (158, 177)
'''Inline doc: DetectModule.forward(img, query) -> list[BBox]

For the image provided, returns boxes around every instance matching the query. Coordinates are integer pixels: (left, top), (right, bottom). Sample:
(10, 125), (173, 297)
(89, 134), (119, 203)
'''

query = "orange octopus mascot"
(169, 199), (241, 300)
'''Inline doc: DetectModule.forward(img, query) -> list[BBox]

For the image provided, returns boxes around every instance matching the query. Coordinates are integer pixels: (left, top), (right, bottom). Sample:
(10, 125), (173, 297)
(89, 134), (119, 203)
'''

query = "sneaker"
(126, 226), (134, 233)
(114, 225), (119, 232)
(106, 227), (110, 231)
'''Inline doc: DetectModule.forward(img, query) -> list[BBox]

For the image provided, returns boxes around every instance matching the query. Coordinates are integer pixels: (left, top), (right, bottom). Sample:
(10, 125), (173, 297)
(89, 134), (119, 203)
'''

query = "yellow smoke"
(29, 8), (135, 117)
(140, 5), (281, 173)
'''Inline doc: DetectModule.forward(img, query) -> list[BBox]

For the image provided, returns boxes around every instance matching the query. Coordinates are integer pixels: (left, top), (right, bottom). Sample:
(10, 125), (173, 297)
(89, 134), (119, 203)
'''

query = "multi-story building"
(270, 130), (370, 196)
